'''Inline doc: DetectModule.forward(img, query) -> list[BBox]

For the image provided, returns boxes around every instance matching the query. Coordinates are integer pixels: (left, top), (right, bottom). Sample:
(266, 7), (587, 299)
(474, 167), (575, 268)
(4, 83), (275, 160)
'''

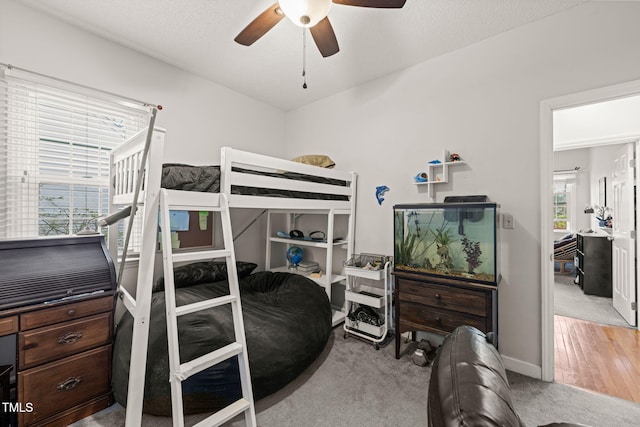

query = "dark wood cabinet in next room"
(576, 232), (612, 297)
(393, 271), (498, 359)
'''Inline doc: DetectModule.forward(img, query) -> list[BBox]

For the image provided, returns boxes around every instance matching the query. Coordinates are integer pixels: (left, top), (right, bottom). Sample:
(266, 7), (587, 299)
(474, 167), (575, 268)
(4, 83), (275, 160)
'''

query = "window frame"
(0, 66), (151, 247)
(553, 174), (577, 233)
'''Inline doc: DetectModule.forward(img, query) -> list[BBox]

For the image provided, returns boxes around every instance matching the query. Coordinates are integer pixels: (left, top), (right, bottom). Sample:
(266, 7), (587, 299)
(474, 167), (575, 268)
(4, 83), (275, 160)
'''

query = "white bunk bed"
(110, 129), (357, 211)
(108, 126), (357, 426)
(109, 127), (357, 317)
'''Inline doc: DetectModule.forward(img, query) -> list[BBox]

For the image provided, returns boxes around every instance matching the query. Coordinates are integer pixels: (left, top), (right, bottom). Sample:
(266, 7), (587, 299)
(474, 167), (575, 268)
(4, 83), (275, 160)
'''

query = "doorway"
(540, 81), (640, 389)
(553, 142), (635, 329)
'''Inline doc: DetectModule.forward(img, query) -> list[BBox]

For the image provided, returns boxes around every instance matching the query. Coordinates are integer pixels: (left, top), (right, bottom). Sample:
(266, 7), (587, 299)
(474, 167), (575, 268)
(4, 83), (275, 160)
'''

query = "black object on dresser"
(393, 271), (498, 359)
(0, 235), (116, 310)
(576, 232), (612, 297)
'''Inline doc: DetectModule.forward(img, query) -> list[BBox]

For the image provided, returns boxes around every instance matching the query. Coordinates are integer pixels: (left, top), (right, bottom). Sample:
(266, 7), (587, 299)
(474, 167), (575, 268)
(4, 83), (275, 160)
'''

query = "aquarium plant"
(461, 236), (482, 274)
(431, 228), (456, 273)
(395, 232), (417, 266)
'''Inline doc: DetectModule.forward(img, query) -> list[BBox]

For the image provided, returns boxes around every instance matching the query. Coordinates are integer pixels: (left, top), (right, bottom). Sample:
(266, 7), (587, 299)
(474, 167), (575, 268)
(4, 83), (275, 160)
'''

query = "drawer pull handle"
(434, 293), (441, 300)
(435, 316), (442, 323)
(57, 376), (82, 391)
(58, 331), (83, 345)
(68, 309), (77, 316)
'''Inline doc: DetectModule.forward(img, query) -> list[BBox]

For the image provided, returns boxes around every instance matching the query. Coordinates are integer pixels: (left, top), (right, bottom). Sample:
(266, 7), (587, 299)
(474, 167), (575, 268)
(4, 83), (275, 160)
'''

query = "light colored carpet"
(554, 273), (630, 328)
(71, 327), (640, 427)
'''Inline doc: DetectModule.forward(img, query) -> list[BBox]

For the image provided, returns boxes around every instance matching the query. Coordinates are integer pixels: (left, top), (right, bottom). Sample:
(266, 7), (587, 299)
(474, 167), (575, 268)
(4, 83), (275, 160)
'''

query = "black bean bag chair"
(112, 263), (332, 415)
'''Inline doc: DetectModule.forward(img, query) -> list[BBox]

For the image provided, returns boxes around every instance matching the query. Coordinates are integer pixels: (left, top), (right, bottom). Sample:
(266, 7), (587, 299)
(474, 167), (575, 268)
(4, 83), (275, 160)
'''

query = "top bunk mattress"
(161, 164), (349, 201)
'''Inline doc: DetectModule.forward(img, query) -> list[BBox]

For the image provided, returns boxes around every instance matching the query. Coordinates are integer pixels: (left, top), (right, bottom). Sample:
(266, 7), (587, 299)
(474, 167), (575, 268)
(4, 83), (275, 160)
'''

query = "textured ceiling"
(16, 0), (587, 111)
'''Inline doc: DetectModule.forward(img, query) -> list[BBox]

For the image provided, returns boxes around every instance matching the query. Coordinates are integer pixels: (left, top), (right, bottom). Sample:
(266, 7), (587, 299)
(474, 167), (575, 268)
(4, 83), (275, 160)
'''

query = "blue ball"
(286, 246), (303, 266)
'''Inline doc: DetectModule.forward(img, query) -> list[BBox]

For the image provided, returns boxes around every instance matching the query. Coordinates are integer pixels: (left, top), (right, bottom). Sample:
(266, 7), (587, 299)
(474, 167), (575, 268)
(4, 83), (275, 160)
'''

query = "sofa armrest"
(427, 326), (525, 427)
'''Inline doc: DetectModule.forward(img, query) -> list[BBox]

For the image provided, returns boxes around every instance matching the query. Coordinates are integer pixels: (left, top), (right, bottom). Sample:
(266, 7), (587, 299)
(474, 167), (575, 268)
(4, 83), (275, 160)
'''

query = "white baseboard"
(501, 354), (542, 379)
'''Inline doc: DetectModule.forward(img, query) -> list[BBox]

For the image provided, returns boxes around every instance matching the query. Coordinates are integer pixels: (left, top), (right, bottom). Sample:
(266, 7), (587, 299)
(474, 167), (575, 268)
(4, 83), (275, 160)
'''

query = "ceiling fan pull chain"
(302, 28), (308, 89)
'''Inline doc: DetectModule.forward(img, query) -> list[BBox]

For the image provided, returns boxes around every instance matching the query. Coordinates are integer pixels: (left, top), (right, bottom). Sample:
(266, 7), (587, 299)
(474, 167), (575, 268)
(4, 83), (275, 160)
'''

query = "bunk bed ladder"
(127, 189), (256, 427)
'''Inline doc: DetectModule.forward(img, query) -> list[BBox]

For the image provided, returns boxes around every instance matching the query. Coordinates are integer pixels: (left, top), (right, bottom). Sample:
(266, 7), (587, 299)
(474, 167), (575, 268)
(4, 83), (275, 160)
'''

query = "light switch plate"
(503, 213), (514, 229)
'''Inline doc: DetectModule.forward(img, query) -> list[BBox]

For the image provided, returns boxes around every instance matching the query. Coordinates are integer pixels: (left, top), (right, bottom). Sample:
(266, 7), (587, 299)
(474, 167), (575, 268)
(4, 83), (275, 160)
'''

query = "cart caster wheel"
(344, 332), (348, 339)
(374, 344), (380, 350)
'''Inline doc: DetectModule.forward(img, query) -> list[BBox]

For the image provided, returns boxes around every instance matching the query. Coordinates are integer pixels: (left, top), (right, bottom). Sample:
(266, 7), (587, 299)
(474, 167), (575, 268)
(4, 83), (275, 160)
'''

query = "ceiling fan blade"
(332, 0), (406, 7)
(234, 2), (286, 46)
(310, 17), (340, 58)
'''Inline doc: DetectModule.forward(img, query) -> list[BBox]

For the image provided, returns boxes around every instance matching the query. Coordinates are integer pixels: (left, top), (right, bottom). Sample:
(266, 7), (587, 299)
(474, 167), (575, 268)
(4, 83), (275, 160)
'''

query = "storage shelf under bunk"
(269, 266), (346, 287)
(268, 236), (348, 248)
(265, 205), (354, 328)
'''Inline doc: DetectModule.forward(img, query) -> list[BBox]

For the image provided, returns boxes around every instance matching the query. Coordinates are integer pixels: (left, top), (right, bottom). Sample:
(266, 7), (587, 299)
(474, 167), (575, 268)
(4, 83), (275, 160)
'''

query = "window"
(553, 173), (576, 232)
(0, 66), (151, 245)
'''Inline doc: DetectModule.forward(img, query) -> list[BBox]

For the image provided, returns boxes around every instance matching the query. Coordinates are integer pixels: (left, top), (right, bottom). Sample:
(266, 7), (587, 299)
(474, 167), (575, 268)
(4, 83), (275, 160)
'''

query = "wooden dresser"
(393, 271), (498, 359)
(0, 235), (117, 426)
(0, 293), (114, 426)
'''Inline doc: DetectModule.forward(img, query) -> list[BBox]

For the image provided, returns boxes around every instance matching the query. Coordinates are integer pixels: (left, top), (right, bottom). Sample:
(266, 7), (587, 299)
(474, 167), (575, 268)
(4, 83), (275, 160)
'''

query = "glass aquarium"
(393, 202), (500, 285)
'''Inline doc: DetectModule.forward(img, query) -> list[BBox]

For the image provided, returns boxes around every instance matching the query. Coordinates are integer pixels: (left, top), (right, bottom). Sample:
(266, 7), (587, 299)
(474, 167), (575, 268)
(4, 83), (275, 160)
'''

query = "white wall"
(589, 143), (623, 230)
(284, 1), (640, 372)
(0, 0), (286, 265)
(554, 95), (640, 149)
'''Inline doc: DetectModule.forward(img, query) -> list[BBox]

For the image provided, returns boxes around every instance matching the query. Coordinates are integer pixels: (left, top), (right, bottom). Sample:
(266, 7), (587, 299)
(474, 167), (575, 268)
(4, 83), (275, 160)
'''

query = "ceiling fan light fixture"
(279, 0), (332, 28)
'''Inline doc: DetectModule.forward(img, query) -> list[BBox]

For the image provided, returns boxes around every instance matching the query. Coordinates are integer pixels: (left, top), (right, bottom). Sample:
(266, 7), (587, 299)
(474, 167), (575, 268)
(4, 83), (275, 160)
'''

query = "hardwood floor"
(555, 315), (640, 403)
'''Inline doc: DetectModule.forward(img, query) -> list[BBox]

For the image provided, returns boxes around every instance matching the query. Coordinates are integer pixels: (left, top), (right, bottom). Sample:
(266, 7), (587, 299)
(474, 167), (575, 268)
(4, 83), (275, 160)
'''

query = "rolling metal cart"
(343, 254), (393, 349)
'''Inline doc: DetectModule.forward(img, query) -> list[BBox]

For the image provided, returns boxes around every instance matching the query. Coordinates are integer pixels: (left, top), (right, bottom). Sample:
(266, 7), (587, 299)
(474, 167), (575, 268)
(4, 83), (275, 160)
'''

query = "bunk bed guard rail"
(0, 235), (117, 310)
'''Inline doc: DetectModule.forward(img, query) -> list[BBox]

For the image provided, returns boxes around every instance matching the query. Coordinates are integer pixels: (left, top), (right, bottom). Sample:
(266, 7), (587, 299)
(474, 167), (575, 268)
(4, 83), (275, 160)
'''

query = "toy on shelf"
(414, 173), (428, 183)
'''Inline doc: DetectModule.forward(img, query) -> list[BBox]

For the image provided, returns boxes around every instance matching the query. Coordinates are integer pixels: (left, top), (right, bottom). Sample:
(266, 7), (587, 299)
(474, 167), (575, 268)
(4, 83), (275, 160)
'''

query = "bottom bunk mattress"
(112, 269), (332, 416)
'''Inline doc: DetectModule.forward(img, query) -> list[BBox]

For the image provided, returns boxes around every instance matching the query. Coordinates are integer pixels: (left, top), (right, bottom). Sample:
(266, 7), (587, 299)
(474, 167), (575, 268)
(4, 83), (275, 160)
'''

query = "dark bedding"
(161, 163), (349, 200)
(112, 269), (332, 415)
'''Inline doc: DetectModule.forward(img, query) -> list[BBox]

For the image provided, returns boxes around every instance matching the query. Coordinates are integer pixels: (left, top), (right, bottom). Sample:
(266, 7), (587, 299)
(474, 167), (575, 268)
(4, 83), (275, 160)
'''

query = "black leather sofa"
(427, 325), (589, 427)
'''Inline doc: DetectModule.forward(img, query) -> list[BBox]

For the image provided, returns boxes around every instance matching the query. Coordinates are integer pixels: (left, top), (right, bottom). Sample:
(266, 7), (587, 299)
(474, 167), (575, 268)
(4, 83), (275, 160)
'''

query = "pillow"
(290, 154), (336, 169)
(153, 261), (257, 292)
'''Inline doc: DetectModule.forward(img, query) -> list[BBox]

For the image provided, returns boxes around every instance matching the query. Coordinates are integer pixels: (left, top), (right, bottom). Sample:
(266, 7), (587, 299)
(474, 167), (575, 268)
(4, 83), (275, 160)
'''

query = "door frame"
(540, 79), (640, 382)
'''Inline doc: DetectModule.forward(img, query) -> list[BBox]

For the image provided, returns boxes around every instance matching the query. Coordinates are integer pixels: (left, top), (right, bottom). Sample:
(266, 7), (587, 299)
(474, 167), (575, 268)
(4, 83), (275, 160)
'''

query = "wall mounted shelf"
(414, 148), (466, 200)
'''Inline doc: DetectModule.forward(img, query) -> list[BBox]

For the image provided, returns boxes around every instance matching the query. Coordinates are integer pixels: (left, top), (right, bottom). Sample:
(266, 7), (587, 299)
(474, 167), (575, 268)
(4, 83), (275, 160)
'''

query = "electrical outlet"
(503, 213), (514, 229)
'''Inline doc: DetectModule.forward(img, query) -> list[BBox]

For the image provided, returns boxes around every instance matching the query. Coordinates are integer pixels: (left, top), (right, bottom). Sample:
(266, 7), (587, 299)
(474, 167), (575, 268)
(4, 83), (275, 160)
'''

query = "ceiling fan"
(235, 0), (407, 58)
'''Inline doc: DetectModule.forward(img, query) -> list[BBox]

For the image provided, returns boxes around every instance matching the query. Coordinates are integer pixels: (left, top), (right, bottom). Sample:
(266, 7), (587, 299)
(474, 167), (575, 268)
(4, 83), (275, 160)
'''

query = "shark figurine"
(375, 185), (390, 205)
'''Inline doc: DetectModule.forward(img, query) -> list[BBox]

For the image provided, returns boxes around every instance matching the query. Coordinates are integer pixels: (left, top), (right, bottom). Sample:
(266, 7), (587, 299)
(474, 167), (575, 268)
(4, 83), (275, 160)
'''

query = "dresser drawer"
(18, 345), (111, 426)
(20, 296), (113, 331)
(399, 302), (487, 334)
(19, 313), (112, 369)
(0, 315), (18, 336)
(397, 279), (487, 317)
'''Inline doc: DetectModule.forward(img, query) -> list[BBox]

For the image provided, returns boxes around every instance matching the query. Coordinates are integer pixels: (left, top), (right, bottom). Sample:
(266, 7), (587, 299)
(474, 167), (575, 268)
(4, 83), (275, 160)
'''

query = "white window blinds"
(0, 66), (151, 240)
